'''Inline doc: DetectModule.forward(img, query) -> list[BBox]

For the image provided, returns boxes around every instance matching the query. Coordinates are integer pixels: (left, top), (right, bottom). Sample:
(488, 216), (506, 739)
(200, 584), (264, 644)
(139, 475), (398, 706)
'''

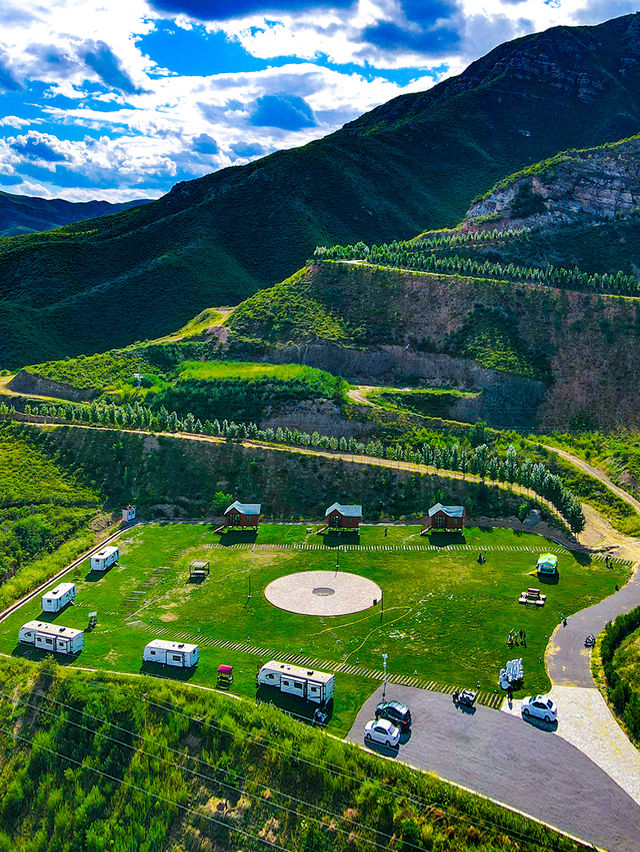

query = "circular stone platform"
(264, 570), (382, 616)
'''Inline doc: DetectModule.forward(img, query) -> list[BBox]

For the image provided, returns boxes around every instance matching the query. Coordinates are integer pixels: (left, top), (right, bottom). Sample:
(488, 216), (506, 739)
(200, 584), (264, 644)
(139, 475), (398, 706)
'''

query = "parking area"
(347, 684), (640, 852)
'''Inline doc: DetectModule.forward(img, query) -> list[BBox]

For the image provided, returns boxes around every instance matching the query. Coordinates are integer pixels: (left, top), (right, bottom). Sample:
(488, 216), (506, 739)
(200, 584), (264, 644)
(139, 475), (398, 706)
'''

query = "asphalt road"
(347, 684), (640, 851)
(547, 565), (640, 687)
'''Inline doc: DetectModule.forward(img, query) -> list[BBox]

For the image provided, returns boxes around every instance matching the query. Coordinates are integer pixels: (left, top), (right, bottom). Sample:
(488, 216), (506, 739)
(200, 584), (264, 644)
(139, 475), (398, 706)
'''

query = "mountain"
(226, 261), (640, 430)
(0, 190), (149, 237)
(465, 136), (640, 231)
(3, 12), (640, 368)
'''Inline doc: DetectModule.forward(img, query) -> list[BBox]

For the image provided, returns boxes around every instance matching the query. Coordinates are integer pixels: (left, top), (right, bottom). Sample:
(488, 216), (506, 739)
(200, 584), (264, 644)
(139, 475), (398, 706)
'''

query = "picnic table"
(519, 587), (546, 606)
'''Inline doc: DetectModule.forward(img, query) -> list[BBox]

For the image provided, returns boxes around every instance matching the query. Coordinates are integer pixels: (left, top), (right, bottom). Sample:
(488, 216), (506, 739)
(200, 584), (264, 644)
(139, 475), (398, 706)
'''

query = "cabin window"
(45, 637), (53, 645)
(266, 673), (275, 680)
(294, 682), (303, 689)
(172, 655), (181, 662)
(150, 650), (156, 655)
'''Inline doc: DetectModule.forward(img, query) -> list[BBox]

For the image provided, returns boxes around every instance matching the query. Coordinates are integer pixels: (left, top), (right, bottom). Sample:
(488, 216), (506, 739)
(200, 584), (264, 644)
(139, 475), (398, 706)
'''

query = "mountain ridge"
(0, 189), (150, 237)
(3, 12), (640, 367)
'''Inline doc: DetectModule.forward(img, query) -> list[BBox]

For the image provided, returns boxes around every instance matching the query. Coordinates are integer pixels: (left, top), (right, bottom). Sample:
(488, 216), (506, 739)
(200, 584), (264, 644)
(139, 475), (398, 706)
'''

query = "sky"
(0, 0), (637, 203)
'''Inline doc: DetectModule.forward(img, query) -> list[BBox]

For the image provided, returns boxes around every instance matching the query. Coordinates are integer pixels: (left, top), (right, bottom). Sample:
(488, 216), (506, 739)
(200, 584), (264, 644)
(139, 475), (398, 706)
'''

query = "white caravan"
(41, 582), (77, 613)
(90, 545), (119, 572)
(143, 639), (199, 668)
(257, 661), (334, 704)
(19, 620), (84, 655)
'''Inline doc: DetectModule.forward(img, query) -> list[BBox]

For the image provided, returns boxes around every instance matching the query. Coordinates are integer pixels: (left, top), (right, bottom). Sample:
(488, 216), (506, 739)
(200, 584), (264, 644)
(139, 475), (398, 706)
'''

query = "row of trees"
(314, 243), (640, 296)
(600, 606), (640, 743)
(3, 400), (584, 531)
(316, 228), (530, 258)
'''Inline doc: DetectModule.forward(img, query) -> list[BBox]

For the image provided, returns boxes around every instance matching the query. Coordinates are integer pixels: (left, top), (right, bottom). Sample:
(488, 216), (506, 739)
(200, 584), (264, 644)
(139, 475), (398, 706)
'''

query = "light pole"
(382, 653), (388, 700)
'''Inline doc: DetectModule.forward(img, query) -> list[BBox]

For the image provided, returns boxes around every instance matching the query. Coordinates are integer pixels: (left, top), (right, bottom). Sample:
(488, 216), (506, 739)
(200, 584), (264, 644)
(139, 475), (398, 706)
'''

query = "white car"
(521, 695), (557, 723)
(364, 718), (401, 748)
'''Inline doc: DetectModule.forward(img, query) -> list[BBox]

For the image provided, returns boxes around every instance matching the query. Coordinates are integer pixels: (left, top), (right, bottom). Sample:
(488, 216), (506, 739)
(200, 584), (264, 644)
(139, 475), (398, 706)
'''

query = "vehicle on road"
(453, 688), (477, 708)
(584, 634), (596, 648)
(375, 699), (412, 731)
(364, 718), (401, 748)
(522, 695), (557, 723)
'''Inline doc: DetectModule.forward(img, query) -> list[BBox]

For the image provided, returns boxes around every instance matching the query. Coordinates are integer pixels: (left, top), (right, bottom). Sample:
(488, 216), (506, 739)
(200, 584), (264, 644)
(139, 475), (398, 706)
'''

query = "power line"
(5, 690), (419, 852)
(66, 684), (577, 851)
(0, 724), (292, 852)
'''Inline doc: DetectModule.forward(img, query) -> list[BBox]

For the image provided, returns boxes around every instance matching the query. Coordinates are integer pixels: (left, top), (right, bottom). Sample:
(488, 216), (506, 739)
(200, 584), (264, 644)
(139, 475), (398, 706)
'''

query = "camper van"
(257, 661), (334, 704)
(41, 582), (76, 613)
(90, 546), (119, 572)
(143, 639), (199, 668)
(19, 620), (84, 655)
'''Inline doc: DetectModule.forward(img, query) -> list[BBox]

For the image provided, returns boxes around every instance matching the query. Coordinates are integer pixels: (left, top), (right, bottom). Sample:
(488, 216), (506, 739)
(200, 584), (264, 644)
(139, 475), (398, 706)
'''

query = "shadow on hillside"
(426, 532), (466, 546)
(84, 567), (113, 582)
(256, 686), (334, 726)
(215, 530), (258, 546)
(139, 661), (198, 681)
(537, 571), (560, 585)
(11, 646), (82, 665)
(320, 531), (360, 547)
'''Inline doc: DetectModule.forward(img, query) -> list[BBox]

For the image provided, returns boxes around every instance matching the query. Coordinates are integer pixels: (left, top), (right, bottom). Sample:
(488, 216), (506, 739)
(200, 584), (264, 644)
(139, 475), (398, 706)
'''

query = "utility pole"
(382, 653), (388, 700)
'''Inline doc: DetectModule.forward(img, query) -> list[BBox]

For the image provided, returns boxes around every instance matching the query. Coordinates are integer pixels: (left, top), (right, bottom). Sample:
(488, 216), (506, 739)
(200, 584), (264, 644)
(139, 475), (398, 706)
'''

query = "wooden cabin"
(325, 502), (362, 530)
(425, 503), (465, 532)
(121, 505), (136, 524)
(224, 500), (261, 529)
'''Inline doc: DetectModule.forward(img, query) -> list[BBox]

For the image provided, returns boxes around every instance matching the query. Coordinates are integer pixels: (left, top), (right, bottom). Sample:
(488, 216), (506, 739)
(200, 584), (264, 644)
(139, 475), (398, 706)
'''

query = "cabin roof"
(260, 660), (334, 683)
(428, 502), (465, 518)
(145, 639), (199, 654)
(224, 500), (261, 515)
(325, 502), (362, 518)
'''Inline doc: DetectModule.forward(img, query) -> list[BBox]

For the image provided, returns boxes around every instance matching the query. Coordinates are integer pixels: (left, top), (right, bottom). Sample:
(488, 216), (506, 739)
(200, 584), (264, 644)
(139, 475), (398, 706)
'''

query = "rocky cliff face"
(465, 136), (640, 229)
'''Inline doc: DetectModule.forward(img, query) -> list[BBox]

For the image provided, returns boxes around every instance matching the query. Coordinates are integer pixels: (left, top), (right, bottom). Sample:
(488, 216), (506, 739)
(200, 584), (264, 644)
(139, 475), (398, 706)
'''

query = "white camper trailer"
(257, 661), (334, 705)
(41, 582), (76, 613)
(19, 620), (84, 655)
(90, 545), (119, 572)
(143, 639), (199, 668)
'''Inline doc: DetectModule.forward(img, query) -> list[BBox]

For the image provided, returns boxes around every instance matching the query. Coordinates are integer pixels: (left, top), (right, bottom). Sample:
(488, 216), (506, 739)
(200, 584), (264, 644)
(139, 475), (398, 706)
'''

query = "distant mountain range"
(2, 12), (640, 368)
(0, 190), (149, 238)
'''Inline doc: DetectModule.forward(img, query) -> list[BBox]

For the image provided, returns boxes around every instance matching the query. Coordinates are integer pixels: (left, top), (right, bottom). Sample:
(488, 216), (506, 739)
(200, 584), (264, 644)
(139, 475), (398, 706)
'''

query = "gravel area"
(264, 570), (382, 615)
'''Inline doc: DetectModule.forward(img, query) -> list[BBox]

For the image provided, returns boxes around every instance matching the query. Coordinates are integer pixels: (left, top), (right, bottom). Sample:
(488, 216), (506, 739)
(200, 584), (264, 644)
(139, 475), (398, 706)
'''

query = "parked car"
(364, 718), (401, 748)
(375, 699), (412, 731)
(521, 694), (557, 723)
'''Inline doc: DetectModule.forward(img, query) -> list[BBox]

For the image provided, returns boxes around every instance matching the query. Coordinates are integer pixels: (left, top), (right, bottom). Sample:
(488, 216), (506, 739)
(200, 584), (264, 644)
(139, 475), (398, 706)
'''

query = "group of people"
(507, 628), (526, 647)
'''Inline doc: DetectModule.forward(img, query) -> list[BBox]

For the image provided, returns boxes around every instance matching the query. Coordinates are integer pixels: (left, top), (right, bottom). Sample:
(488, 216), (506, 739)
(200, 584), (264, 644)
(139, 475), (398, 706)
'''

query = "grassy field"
(1, 522), (627, 735)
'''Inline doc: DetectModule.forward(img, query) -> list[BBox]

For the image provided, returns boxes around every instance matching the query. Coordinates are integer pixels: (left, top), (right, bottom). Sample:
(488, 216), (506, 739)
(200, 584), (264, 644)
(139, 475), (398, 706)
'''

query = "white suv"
(521, 695), (557, 723)
(364, 718), (401, 748)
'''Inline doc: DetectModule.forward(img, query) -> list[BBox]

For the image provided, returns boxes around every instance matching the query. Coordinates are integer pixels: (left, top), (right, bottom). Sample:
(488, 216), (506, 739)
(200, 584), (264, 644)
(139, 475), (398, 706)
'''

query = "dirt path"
(346, 385), (377, 407)
(544, 443), (640, 516)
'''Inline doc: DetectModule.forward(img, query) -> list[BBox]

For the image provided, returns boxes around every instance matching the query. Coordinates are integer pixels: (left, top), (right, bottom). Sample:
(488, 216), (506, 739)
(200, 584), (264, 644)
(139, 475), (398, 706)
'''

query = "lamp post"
(382, 653), (388, 700)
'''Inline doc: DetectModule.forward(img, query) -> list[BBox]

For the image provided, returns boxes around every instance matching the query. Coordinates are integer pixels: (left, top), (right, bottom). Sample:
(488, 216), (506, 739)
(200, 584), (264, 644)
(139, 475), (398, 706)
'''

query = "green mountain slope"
(3, 13), (640, 368)
(228, 261), (640, 430)
(0, 190), (148, 237)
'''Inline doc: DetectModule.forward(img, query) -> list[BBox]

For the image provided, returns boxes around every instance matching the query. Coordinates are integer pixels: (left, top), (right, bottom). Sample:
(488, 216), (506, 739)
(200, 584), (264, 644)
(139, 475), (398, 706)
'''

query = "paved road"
(546, 564), (640, 687)
(347, 684), (640, 851)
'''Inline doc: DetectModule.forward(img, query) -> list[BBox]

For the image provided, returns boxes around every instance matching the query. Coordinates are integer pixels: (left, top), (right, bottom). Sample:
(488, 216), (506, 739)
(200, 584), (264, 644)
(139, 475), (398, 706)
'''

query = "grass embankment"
(21, 350), (348, 423)
(0, 522), (626, 734)
(0, 658), (581, 852)
(0, 424), (100, 595)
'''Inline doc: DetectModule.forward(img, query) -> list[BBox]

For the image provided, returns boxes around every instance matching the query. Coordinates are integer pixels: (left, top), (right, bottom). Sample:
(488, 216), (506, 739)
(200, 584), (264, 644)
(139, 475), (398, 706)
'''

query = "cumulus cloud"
(79, 40), (146, 94)
(10, 131), (67, 163)
(249, 92), (316, 129)
(192, 132), (219, 153)
(148, 0), (354, 20)
(0, 50), (21, 92)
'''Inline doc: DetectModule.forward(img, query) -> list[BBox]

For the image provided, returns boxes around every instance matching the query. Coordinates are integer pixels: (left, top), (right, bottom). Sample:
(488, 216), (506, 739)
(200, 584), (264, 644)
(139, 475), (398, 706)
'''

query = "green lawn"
(0, 523), (628, 735)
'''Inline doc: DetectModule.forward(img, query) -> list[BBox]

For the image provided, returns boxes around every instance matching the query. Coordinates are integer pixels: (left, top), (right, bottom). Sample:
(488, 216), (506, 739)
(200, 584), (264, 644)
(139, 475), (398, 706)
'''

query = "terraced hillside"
(3, 13), (640, 367)
(227, 261), (640, 430)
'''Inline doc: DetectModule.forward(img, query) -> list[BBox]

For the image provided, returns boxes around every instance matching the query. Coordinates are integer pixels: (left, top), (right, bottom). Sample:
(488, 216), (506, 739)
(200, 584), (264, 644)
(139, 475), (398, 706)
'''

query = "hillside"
(465, 135), (640, 231)
(3, 13), (640, 368)
(228, 262), (640, 430)
(0, 659), (581, 852)
(0, 190), (147, 237)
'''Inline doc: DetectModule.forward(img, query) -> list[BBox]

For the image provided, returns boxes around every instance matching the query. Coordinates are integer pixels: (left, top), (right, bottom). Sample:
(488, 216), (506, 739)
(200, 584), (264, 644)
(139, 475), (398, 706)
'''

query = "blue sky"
(0, 0), (636, 202)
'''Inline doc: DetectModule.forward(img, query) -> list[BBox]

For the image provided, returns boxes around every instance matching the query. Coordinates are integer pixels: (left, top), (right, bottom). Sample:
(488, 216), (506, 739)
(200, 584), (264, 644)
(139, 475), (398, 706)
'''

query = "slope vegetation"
(3, 13), (640, 367)
(228, 261), (640, 430)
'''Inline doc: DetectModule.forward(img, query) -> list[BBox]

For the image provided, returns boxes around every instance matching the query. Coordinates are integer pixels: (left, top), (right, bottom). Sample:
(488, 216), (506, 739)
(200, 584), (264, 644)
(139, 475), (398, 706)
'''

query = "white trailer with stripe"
(41, 582), (76, 613)
(143, 639), (199, 668)
(257, 660), (334, 704)
(19, 620), (84, 655)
